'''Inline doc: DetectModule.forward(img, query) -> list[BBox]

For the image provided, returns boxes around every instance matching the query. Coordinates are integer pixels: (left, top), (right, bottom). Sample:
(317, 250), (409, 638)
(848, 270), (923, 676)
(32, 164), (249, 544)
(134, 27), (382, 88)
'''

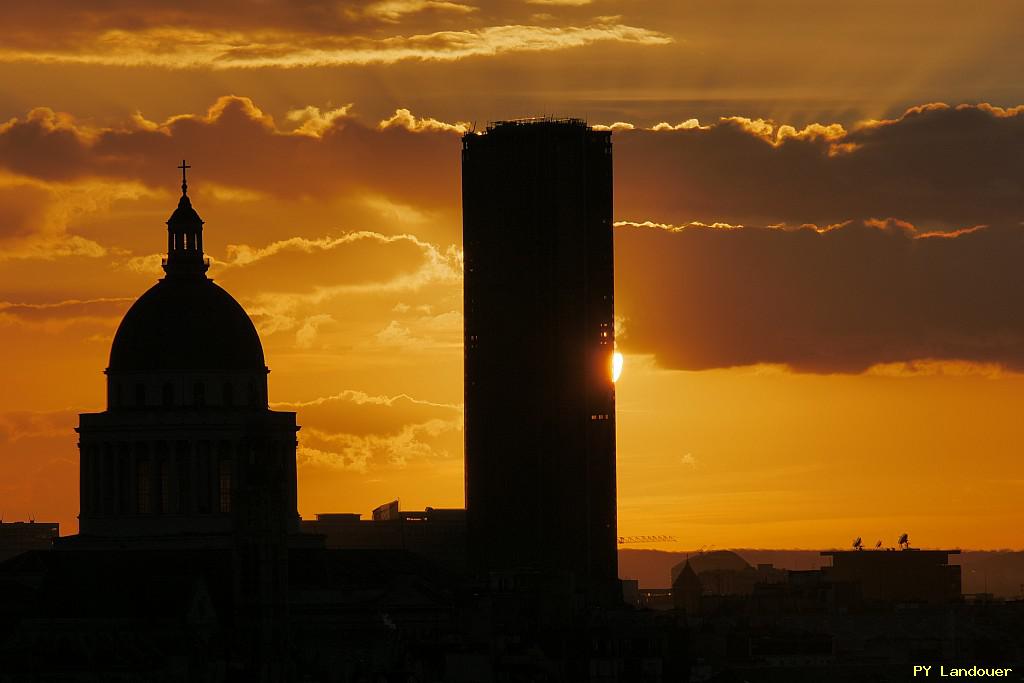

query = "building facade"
(461, 119), (618, 599)
(71, 168), (300, 677)
(0, 521), (59, 563)
(301, 503), (467, 572)
(76, 169), (299, 543)
(821, 549), (962, 604)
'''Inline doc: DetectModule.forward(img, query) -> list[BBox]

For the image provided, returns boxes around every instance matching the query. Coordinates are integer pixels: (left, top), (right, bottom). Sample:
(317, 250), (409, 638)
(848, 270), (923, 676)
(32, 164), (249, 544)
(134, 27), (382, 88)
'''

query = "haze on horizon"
(2, 0), (1024, 551)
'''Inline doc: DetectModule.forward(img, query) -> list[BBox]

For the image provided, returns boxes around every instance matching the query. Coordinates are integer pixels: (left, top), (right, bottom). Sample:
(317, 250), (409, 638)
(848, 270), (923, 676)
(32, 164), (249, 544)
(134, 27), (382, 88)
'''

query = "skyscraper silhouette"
(462, 119), (618, 600)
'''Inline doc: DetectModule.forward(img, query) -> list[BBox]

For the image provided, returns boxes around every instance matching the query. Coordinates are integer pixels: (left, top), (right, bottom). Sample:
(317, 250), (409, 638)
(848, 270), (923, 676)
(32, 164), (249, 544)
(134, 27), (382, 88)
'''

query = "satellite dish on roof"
(875, 540), (883, 549)
(898, 533), (909, 549)
(852, 537), (862, 550)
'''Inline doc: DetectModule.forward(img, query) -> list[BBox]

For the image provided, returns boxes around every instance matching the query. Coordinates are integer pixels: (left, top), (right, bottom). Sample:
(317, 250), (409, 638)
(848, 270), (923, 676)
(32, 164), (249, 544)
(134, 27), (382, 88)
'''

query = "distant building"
(462, 119), (617, 601)
(821, 548), (961, 604)
(301, 503), (467, 572)
(672, 560), (702, 614)
(670, 550), (786, 596)
(0, 521), (58, 562)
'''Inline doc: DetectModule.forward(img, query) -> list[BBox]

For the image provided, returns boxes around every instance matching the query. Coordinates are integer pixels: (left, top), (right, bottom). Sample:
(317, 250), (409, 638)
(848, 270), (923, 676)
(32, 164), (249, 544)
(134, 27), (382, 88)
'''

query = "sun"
(612, 351), (624, 383)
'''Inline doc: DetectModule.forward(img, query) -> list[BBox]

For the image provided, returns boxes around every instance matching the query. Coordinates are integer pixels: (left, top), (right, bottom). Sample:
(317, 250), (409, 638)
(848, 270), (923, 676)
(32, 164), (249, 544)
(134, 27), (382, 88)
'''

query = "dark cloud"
(0, 96), (461, 207)
(0, 1), (473, 45)
(5, 100), (1022, 230)
(0, 183), (52, 239)
(615, 220), (1024, 373)
(616, 104), (1024, 230)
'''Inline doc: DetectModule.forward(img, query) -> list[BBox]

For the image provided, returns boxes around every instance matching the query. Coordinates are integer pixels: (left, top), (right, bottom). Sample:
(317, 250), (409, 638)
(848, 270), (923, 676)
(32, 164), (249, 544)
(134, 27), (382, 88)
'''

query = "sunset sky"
(2, 0), (1024, 551)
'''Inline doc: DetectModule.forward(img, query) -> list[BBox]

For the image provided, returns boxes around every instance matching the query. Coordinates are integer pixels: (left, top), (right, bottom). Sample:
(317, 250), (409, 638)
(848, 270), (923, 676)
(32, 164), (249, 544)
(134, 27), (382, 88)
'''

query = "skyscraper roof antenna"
(178, 159), (191, 196)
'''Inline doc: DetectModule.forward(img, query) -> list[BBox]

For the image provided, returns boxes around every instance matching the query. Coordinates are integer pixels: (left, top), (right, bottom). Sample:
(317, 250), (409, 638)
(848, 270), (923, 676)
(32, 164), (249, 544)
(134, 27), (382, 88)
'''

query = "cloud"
(615, 219), (1024, 374)
(0, 96), (463, 209)
(372, 310), (462, 349)
(592, 121), (635, 132)
(273, 389), (463, 471)
(0, 297), (133, 331)
(0, 23), (671, 69)
(215, 230), (461, 337)
(379, 108), (470, 134)
(613, 220), (742, 231)
(297, 417), (459, 471)
(525, 0), (593, 5)
(615, 103), (1024, 230)
(294, 314), (335, 349)
(10, 98), (1020, 240)
(650, 119), (707, 131)
(284, 104), (354, 137)
(362, 0), (478, 22)
(0, 409), (77, 443)
(0, 174), (155, 260)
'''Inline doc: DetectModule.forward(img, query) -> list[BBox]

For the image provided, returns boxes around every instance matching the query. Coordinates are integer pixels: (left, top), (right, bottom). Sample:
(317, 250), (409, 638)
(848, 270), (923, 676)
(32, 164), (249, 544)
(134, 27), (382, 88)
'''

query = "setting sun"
(612, 351), (624, 383)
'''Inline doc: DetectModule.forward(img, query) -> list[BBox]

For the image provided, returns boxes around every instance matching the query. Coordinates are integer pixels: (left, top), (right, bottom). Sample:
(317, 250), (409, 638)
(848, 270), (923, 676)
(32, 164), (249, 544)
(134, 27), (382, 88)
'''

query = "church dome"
(108, 162), (265, 374)
(688, 550), (752, 574)
(109, 276), (265, 372)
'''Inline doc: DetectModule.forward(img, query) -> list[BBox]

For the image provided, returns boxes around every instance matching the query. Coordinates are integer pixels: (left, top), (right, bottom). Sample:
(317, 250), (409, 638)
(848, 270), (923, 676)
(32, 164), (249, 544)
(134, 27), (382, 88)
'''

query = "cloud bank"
(616, 219), (1024, 373)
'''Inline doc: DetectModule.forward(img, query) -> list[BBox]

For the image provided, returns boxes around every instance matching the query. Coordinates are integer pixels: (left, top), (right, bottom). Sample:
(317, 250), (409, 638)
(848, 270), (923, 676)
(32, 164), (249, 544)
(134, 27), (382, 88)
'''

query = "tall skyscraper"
(462, 119), (618, 599)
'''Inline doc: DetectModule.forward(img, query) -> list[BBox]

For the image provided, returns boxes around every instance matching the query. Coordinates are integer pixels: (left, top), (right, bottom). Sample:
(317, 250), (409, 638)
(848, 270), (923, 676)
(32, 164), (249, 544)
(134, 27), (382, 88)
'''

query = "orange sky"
(2, 0), (1024, 550)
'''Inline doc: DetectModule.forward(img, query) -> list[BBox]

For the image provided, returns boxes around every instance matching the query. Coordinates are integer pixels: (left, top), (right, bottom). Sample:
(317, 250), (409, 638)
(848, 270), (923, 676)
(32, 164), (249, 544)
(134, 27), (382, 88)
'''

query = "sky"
(2, 0), (1024, 551)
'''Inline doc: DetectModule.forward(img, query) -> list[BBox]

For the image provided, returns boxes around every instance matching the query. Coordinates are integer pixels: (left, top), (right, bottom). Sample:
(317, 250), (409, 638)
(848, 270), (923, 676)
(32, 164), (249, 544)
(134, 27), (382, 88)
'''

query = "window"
(197, 444), (211, 513)
(137, 460), (152, 513)
(160, 458), (176, 513)
(219, 460), (232, 513)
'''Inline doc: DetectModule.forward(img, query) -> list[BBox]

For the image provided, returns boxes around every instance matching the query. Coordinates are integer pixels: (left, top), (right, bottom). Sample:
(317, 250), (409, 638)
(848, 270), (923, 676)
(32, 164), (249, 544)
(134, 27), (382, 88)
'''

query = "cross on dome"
(178, 159), (191, 196)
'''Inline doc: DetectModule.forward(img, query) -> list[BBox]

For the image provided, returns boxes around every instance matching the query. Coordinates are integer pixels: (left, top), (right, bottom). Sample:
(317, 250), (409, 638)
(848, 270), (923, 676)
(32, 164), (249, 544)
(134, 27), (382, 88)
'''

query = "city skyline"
(3, 1), (1024, 551)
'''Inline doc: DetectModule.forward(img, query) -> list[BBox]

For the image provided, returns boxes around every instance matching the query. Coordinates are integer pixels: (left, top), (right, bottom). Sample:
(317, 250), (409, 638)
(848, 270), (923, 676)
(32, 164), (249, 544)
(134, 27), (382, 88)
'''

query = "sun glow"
(612, 351), (624, 382)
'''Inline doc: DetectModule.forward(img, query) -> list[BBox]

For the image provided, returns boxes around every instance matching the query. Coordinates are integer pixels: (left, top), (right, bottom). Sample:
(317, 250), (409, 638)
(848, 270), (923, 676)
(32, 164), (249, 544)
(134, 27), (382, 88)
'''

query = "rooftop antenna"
(875, 540), (883, 549)
(852, 536), (863, 550)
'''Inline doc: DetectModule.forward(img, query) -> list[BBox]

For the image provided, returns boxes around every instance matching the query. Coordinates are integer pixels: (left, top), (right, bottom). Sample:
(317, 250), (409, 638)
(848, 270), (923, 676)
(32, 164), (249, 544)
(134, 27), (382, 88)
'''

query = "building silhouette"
(821, 548), (961, 604)
(461, 119), (618, 600)
(76, 164), (299, 545)
(63, 164), (300, 679)
(301, 502), (467, 573)
(0, 521), (58, 563)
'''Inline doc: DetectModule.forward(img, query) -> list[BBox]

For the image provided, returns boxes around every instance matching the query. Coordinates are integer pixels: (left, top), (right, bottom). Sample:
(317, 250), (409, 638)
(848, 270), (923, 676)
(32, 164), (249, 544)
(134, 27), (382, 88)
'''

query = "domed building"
(76, 166), (299, 542)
